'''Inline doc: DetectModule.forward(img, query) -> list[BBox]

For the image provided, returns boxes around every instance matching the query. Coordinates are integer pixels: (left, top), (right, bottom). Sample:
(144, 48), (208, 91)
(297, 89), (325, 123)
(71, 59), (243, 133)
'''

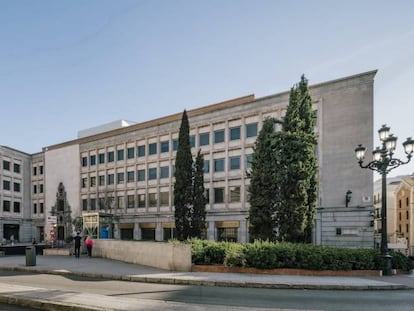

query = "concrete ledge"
(43, 249), (70, 256)
(93, 240), (192, 271)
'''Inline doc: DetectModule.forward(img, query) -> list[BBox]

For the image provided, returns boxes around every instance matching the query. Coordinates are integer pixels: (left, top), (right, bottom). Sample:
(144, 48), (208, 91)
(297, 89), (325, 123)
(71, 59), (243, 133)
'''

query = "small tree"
(190, 150), (207, 238)
(174, 110), (193, 240)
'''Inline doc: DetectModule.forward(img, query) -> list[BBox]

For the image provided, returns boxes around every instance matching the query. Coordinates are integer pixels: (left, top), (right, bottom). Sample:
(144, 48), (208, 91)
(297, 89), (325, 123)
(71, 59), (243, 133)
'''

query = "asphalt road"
(1, 270), (414, 311)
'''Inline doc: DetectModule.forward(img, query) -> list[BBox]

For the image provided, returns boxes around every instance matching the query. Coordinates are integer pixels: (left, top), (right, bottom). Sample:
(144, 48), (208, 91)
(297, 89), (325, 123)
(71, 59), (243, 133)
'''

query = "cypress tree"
(191, 149), (207, 238)
(174, 110), (193, 241)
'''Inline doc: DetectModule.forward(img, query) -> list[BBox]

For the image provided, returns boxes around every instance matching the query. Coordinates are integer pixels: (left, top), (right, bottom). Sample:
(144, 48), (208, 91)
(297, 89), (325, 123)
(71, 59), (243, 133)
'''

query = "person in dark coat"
(74, 232), (82, 258)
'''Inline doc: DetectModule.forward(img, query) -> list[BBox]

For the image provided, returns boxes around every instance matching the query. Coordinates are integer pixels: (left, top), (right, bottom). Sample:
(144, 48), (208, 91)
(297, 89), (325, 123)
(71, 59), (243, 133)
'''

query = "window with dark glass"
(40, 203), (44, 213)
(117, 149), (124, 161)
(160, 192), (169, 206)
(127, 147), (135, 159)
(117, 196), (124, 209)
(99, 198), (105, 210)
(149, 143), (157, 155)
(138, 194), (146, 207)
(33, 185), (37, 194)
(229, 126), (241, 140)
(246, 123), (258, 138)
(190, 135), (195, 148)
(173, 139), (178, 151)
(137, 145), (145, 157)
(3, 180), (10, 190)
(82, 157), (88, 167)
(127, 171), (135, 182)
(160, 141), (169, 153)
(40, 165), (43, 174)
(40, 184), (44, 193)
(90, 155), (96, 166)
(13, 163), (21, 173)
(245, 154), (253, 169)
(204, 189), (210, 204)
(3, 200), (10, 212)
(148, 168), (157, 180)
(149, 193), (157, 207)
(199, 133), (210, 146)
(99, 175), (105, 186)
(214, 188), (224, 203)
(137, 169), (145, 181)
(107, 174), (115, 185)
(127, 195), (135, 208)
(117, 172), (124, 184)
(203, 160), (210, 173)
(90, 198), (96, 210)
(3, 160), (10, 171)
(229, 156), (241, 170)
(214, 130), (225, 143)
(13, 182), (20, 192)
(13, 202), (20, 213)
(214, 158), (225, 172)
(108, 151), (115, 162)
(99, 153), (105, 164)
(229, 186), (241, 202)
(82, 178), (87, 188)
(160, 166), (169, 178)
(33, 167), (37, 176)
(82, 199), (88, 211)
(33, 203), (37, 214)
(90, 176), (96, 187)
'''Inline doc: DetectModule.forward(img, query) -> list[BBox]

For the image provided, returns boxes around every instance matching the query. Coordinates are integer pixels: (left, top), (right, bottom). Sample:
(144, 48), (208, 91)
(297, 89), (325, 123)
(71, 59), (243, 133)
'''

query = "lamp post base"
(381, 253), (393, 276)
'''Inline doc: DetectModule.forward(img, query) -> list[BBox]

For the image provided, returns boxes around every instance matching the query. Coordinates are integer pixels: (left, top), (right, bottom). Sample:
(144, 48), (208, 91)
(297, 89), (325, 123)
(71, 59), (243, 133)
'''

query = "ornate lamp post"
(355, 125), (414, 275)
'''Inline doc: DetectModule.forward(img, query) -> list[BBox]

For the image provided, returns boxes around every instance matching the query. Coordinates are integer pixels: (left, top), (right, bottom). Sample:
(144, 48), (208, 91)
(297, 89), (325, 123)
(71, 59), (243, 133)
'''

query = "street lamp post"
(355, 125), (414, 276)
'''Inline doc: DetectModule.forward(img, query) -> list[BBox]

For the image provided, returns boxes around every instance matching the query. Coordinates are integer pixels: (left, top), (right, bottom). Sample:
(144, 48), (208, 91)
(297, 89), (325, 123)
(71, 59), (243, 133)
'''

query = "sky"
(1, 0), (414, 177)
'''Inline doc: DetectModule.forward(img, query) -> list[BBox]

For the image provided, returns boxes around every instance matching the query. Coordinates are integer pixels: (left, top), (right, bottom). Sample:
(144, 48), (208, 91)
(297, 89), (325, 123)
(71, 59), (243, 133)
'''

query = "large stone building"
(1, 70), (376, 247)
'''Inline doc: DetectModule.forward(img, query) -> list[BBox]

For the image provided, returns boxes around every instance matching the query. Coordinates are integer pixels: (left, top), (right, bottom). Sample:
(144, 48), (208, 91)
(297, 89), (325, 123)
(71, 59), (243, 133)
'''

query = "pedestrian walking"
(74, 232), (82, 258)
(84, 236), (93, 257)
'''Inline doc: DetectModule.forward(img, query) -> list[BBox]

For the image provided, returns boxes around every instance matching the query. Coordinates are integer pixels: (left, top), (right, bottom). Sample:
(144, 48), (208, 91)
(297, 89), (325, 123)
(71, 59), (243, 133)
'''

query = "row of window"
(33, 202), (44, 214)
(2, 160), (21, 173)
(2, 180), (21, 192)
(2, 200), (21, 213)
(81, 186), (242, 211)
(81, 155), (253, 188)
(81, 123), (258, 167)
(33, 165), (44, 176)
(33, 184), (44, 194)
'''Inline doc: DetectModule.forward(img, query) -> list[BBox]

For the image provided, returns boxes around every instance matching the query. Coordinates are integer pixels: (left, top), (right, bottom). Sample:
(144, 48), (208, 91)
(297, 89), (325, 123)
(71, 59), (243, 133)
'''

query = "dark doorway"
(3, 224), (19, 241)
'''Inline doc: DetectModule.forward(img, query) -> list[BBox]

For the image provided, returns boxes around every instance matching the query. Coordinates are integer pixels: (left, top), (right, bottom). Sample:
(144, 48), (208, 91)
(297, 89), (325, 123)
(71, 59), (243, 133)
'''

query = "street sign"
(47, 216), (57, 223)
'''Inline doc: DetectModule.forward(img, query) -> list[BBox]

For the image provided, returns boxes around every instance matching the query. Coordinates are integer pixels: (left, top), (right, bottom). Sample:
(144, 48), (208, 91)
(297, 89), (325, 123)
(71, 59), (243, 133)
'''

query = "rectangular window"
(205, 189), (210, 204)
(407, 211), (409, 220)
(230, 126), (241, 140)
(40, 184), (44, 193)
(90, 198), (96, 210)
(40, 165), (43, 174)
(90, 155), (96, 166)
(3, 200), (10, 212)
(149, 193), (157, 207)
(117, 149), (124, 161)
(199, 133), (210, 146)
(127, 171), (135, 182)
(214, 158), (225, 172)
(246, 123), (258, 138)
(82, 199), (88, 211)
(229, 156), (241, 170)
(108, 174), (115, 185)
(82, 178), (87, 188)
(99, 175), (105, 186)
(3, 160), (10, 171)
(214, 130), (225, 143)
(82, 157), (88, 167)
(190, 135), (195, 148)
(137, 145), (145, 157)
(127, 147), (135, 159)
(33, 167), (37, 176)
(229, 186), (241, 202)
(99, 153), (105, 164)
(148, 168), (157, 180)
(138, 194), (146, 207)
(214, 188), (224, 203)
(33, 185), (37, 194)
(90, 176), (96, 187)
(40, 203), (44, 213)
(137, 169), (145, 181)
(203, 160), (210, 173)
(117, 172), (124, 184)
(13, 163), (21, 173)
(13, 182), (20, 192)
(127, 195), (135, 208)
(246, 154), (253, 169)
(160, 191), (169, 206)
(172, 139), (178, 151)
(149, 143), (157, 155)
(160, 166), (169, 179)
(13, 202), (20, 213)
(160, 141), (169, 153)
(117, 196), (124, 209)
(33, 203), (37, 214)
(3, 180), (10, 190)
(99, 198), (106, 210)
(108, 151), (115, 162)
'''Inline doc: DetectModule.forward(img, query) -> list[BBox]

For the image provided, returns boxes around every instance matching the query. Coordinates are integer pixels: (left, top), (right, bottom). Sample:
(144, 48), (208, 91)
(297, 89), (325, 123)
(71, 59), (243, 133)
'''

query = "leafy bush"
(188, 239), (414, 271)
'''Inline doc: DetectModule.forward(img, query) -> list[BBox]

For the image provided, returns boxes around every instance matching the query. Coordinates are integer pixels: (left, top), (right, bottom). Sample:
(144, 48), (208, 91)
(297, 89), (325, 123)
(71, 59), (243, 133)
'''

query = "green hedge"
(188, 239), (413, 271)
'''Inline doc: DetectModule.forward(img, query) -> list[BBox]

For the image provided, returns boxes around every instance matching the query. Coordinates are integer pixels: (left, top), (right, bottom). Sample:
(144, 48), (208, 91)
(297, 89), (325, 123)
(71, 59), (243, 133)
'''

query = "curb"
(0, 265), (410, 291)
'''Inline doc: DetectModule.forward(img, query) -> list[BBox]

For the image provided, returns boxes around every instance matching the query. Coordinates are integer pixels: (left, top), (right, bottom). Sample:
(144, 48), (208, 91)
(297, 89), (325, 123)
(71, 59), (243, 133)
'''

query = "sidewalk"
(0, 254), (413, 310)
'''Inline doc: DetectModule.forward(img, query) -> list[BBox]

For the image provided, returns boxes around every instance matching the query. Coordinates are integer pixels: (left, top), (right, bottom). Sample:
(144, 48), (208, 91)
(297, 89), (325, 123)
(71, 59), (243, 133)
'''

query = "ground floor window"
(3, 224), (19, 242)
(141, 228), (155, 240)
(217, 227), (237, 242)
(120, 228), (133, 240)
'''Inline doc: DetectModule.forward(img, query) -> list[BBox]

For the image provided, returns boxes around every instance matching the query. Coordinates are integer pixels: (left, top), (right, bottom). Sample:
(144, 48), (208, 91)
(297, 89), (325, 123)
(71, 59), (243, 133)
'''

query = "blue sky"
(1, 0), (414, 177)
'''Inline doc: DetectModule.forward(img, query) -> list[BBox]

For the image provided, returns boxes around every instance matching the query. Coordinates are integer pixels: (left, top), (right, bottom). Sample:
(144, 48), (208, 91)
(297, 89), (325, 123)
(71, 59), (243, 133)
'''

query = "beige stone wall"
(93, 239), (192, 271)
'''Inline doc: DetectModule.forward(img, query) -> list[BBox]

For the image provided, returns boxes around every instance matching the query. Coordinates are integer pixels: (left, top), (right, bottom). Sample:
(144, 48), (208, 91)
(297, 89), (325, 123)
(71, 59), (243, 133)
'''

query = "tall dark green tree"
(190, 149), (207, 238)
(174, 110), (193, 240)
(248, 118), (279, 241)
(275, 75), (318, 242)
